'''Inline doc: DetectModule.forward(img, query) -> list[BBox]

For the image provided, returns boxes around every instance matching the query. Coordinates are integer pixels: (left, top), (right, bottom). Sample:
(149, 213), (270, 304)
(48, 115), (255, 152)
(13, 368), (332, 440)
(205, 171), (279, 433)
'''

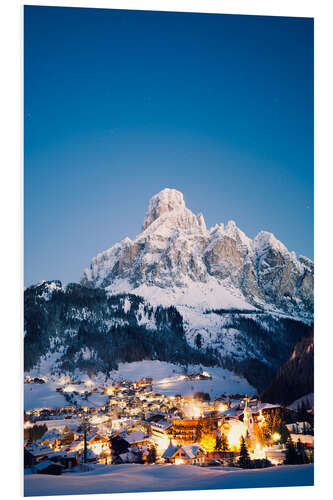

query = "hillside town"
(24, 372), (314, 476)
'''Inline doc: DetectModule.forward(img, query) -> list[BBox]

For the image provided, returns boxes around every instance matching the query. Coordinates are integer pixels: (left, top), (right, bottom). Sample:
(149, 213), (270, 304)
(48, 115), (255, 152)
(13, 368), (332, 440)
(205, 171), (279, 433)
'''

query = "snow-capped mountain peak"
(253, 230), (288, 256)
(82, 189), (313, 319)
(142, 188), (186, 231)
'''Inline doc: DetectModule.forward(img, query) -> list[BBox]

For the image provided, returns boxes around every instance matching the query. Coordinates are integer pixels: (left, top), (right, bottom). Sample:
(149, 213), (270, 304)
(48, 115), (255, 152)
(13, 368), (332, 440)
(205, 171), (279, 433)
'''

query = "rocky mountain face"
(260, 325), (314, 405)
(24, 189), (314, 392)
(82, 188), (313, 319)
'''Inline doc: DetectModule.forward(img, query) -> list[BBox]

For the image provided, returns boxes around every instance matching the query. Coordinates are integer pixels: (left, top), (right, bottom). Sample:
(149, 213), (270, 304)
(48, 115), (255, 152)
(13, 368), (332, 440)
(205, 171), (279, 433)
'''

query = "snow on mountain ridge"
(82, 189), (313, 320)
(253, 231), (288, 256)
(142, 188), (186, 231)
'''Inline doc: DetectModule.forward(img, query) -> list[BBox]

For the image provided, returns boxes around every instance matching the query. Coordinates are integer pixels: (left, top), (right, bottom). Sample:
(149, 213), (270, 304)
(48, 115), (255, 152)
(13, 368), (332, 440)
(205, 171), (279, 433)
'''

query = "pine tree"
(238, 436), (251, 468)
(195, 333), (202, 349)
(284, 437), (298, 464)
(24, 423), (48, 442)
(147, 445), (157, 464)
(221, 433), (229, 452)
(245, 430), (254, 450)
(298, 401), (309, 422)
(302, 422), (308, 435)
(136, 449), (144, 464)
(296, 439), (309, 464)
(215, 434), (222, 451)
(272, 415), (289, 444)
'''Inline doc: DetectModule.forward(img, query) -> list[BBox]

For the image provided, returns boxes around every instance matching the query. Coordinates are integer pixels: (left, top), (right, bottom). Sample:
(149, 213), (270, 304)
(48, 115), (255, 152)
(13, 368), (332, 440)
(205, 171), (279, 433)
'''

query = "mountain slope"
(24, 281), (216, 375)
(24, 188), (313, 392)
(260, 324), (314, 405)
(24, 281), (310, 391)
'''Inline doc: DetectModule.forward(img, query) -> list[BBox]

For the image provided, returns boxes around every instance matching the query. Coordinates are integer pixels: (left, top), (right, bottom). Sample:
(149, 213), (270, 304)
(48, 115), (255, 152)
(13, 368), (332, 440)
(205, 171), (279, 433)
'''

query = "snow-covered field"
(107, 361), (255, 398)
(25, 383), (70, 411)
(24, 360), (255, 410)
(25, 417), (81, 431)
(24, 463), (314, 496)
(152, 366), (255, 398)
(24, 381), (108, 411)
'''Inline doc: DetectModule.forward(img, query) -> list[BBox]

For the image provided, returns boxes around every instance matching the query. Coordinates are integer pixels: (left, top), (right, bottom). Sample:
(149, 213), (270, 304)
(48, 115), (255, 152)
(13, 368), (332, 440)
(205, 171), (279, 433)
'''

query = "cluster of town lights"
(25, 374), (305, 468)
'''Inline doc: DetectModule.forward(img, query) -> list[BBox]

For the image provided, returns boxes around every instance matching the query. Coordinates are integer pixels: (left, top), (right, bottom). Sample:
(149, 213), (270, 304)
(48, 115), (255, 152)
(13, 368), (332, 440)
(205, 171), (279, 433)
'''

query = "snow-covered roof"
(35, 460), (64, 472)
(219, 402), (281, 419)
(151, 420), (172, 431)
(219, 407), (240, 418)
(35, 430), (61, 445)
(26, 444), (53, 456)
(47, 451), (66, 458)
(259, 403), (281, 411)
(180, 444), (204, 459)
(162, 443), (180, 459)
(119, 430), (149, 444)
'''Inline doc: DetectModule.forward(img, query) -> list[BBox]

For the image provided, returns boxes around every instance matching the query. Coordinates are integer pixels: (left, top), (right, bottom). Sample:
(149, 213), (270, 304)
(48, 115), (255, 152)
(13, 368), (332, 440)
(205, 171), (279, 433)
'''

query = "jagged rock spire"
(142, 188), (186, 231)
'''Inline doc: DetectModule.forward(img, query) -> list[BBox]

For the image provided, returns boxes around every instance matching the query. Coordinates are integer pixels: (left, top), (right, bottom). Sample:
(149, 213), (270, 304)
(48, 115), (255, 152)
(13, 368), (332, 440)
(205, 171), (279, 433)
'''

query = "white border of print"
(0, 1), (332, 499)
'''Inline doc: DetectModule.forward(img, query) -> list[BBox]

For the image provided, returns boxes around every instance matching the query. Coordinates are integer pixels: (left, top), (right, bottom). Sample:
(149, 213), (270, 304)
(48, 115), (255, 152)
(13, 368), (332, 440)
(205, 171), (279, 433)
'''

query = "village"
(24, 372), (314, 476)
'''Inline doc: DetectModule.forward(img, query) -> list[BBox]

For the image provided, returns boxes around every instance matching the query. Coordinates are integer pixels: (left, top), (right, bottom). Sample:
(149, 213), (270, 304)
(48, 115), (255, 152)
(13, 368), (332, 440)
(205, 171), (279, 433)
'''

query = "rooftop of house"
(35, 460), (64, 472)
(118, 429), (150, 445)
(180, 444), (205, 459)
(162, 443), (180, 459)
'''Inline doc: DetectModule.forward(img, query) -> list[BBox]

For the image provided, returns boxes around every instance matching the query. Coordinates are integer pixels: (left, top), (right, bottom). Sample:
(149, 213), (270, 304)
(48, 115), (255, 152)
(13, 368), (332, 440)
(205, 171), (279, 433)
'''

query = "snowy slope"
(24, 360), (256, 411)
(24, 463), (314, 496)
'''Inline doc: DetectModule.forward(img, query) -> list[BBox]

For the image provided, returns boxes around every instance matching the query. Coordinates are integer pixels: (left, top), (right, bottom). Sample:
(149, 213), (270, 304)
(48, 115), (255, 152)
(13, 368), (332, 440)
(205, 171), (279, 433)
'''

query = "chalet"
(25, 443), (53, 460)
(35, 460), (64, 475)
(118, 429), (151, 448)
(111, 435), (132, 460)
(48, 451), (77, 469)
(166, 444), (206, 465)
(162, 443), (180, 463)
(88, 434), (110, 455)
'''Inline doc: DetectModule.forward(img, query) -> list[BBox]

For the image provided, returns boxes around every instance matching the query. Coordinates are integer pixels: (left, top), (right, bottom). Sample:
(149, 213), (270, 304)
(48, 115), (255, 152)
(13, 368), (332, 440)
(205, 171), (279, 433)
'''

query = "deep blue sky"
(24, 6), (313, 287)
